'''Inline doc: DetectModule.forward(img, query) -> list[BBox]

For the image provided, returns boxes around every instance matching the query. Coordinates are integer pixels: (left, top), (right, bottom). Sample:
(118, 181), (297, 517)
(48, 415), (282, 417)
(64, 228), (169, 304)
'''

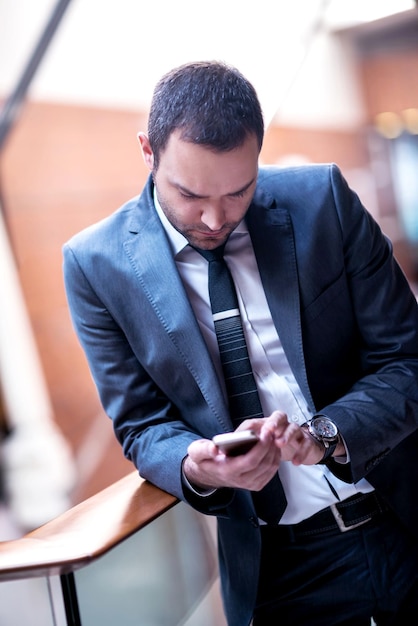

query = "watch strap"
(317, 439), (338, 464)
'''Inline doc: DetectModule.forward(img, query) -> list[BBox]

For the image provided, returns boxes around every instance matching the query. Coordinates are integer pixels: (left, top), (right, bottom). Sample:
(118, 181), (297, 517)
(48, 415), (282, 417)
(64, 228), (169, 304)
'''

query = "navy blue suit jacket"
(63, 164), (418, 626)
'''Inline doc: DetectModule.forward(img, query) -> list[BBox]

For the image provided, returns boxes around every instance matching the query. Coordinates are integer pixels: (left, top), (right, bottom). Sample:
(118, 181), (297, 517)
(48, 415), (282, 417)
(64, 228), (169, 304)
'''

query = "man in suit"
(63, 61), (418, 626)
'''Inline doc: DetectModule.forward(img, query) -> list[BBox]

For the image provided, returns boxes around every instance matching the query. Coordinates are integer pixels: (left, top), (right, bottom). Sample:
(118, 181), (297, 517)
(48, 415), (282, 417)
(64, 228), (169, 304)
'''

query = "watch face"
(311, 416), (338, 440)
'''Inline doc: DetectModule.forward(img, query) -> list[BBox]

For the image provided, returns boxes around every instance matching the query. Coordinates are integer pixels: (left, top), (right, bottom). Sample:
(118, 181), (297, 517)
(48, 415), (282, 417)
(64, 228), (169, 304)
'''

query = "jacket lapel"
(247, 190), (315, 411)
(123, 182), (229, 423)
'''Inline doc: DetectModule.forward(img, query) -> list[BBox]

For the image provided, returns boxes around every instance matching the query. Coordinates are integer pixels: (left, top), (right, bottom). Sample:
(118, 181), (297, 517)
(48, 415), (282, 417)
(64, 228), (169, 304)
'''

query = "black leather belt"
(265, 492), (389, 539)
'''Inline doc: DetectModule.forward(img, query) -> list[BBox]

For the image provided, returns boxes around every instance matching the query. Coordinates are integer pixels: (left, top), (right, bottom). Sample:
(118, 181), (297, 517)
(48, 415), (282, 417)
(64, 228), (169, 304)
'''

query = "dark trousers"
(253, 508), (418, 625)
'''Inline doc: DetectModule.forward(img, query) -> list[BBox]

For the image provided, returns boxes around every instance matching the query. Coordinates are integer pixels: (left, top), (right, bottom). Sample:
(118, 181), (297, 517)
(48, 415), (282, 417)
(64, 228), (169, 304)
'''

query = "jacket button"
(249, 516), (259, 528)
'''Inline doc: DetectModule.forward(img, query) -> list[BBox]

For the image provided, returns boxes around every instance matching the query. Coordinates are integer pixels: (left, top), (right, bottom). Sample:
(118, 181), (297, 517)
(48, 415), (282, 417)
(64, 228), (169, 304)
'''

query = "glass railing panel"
(74, 501), (225, 626)
(0, 576), (57, 625)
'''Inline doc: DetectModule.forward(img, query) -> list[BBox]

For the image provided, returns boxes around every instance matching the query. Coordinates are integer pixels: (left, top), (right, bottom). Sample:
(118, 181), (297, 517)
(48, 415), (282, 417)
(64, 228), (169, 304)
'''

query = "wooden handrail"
(0, 472), (177, 582)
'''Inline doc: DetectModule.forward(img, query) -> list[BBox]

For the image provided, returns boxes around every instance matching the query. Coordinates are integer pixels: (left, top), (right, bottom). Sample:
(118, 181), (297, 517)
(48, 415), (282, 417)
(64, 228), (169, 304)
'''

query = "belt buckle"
(330, 502), (372, 533)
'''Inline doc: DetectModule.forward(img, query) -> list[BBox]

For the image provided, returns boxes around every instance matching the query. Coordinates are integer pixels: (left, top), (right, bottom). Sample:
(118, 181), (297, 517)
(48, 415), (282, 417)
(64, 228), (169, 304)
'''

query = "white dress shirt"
(154, 191), (373, 523)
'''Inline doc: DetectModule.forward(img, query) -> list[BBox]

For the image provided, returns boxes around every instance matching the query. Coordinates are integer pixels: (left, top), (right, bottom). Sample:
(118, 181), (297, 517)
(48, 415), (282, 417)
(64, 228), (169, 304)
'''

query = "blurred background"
(0, 0), (417, 538)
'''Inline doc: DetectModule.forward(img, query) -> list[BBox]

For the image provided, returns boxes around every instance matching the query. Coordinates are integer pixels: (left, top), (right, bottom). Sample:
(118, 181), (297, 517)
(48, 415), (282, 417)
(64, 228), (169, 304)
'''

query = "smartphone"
(212, 430), (259, 456)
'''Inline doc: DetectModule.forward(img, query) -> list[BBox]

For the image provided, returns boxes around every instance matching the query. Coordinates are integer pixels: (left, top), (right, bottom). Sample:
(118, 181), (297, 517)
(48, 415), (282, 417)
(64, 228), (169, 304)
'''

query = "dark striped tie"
(194, 243), (286, 524)
(197, 244), (264, 425)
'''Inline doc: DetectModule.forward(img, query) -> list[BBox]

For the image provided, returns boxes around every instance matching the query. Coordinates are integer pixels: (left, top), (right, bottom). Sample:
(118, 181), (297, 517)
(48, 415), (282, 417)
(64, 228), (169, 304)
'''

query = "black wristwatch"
(305, 415), (340, 464)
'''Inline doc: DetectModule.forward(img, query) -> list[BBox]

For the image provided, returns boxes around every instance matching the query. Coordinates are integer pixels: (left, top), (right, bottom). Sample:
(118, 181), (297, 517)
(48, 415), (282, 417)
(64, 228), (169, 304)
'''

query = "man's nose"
(200, 203), (226, 231)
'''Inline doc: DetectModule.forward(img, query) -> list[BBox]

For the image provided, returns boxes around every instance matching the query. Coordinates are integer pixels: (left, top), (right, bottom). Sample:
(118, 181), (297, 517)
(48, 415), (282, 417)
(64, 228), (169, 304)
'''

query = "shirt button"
(290, 414), (300, 423)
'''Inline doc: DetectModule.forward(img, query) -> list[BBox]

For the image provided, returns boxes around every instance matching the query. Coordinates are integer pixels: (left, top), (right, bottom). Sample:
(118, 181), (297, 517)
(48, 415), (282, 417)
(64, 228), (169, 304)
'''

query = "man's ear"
(137, 132), (154, 170)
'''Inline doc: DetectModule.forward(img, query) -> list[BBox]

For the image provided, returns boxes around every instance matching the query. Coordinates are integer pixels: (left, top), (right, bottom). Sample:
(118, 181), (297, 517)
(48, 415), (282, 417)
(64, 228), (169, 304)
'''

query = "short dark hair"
(148, 60), (264, 169)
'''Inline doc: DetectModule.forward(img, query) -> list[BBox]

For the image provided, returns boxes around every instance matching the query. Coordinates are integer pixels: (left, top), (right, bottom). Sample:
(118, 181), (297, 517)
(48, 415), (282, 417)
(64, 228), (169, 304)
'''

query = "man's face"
(139, 130), (260, 250)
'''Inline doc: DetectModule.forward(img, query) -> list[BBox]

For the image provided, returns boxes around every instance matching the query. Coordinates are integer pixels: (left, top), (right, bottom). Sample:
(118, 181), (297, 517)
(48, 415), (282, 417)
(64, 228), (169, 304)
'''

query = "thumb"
(187, 437), (218, 462)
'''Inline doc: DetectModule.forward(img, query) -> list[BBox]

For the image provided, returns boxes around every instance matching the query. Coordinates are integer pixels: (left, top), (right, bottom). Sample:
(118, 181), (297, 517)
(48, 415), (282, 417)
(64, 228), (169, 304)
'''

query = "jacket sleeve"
(62, 242), (195, 501)
(303, 164), (418, 484)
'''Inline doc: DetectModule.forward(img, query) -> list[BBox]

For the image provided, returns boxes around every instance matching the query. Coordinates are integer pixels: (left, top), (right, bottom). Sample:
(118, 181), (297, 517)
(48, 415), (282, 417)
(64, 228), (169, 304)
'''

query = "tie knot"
(192, 244), (226, 263)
